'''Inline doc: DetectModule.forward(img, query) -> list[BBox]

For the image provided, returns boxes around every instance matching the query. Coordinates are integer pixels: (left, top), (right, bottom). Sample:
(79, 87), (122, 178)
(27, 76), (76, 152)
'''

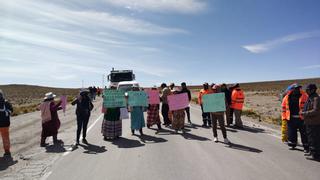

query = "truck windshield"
(110, 73), (133, 82)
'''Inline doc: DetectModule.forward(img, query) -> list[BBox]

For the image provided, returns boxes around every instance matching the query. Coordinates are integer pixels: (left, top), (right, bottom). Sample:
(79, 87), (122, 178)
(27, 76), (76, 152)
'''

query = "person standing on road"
(101, 86), (122, 140)
(180, 82), (192, 125)
(230, 84), (245, 128)
(147, 86), (162, 130)
(282, 84), (309, 152)
(210, 85), (230, 144)
(221, 84), (232, 127)
(71, 89), (94, 145)
(160, 83), (171, 126)
(39, 92), (64, 147)
(172, 90), (186, 133)
(302, 84), (320, 161)
(129, 86), (146, 135)
(0, 90), (13, 157)
(198, 83), (213, 127)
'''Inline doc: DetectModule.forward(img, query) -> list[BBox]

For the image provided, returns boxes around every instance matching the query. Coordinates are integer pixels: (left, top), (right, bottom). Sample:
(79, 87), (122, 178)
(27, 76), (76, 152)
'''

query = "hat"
(291, 83), (302, 89)
(306, 84), (317, 90)
(44, 92), (56, 100)
(212, 85), (220, 90)
(232, 83), (240, 88)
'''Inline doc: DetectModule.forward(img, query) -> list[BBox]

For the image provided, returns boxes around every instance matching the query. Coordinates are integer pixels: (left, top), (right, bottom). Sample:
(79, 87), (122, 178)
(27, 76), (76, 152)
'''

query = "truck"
(107, 68), (139, 91)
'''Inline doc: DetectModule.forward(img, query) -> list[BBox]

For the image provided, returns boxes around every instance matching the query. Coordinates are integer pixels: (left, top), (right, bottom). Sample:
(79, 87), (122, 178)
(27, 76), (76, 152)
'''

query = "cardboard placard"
(202, 93), (226, 113)
(146, 90), (160, 104)
(103, 89), (126, 108)
(127, 91), (148, 107)
(168, 93), (189, 111)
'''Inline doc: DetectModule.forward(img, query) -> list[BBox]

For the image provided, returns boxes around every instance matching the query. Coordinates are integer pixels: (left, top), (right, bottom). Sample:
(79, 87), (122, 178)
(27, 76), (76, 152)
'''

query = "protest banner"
(60, 95), (67, 114)
(127, 91), (148, 107)
(202, 93), (226, 113)
(146, 90), (160, 104)
(168, 93), (189, 111)
(103, 89), (126, 108)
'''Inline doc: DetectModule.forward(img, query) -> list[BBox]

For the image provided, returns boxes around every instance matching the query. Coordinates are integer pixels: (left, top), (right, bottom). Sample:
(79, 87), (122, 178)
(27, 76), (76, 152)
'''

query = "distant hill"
(0, 84), (79, 105)
(188, 77), (320, 92)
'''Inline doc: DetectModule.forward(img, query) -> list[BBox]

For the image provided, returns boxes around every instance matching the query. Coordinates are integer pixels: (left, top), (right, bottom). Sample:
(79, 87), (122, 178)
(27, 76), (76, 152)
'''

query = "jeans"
(201, 104), (211, 126)
(306, 124), (320, 157)
(211, 113), (227, 138)
(76, 114), (90, 141)
(287, 117), (309, 150)
(161, 103), (170, 125)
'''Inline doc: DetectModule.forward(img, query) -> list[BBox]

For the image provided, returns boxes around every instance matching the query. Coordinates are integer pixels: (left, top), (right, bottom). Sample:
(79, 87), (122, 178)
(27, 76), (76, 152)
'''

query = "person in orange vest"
(230, 84), (245, 128)
(198, 83), (213, 127)
(282, 84), (309, 152)
(0, 90), (13, 158)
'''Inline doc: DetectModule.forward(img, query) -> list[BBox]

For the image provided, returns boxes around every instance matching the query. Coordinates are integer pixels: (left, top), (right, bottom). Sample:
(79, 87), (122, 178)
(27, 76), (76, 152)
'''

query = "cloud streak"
(103, 0), (207, 14)
(243, 31), (320, 53)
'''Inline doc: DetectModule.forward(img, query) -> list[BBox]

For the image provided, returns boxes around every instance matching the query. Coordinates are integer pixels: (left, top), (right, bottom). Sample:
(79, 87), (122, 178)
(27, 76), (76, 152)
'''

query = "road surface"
(42, 104), (320, 180)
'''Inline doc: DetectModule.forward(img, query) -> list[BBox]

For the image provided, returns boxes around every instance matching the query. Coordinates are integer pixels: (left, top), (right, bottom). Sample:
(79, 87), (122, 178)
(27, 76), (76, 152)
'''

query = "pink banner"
(60, 95), (67, 113)
(168, 93), (189, 111)
(146, 90), (160, 104)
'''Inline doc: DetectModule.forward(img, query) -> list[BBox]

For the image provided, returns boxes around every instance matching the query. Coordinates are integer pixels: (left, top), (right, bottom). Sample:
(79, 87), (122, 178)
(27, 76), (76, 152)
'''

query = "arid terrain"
(0, 85), (79, 116)
(190, 77), (320, 125)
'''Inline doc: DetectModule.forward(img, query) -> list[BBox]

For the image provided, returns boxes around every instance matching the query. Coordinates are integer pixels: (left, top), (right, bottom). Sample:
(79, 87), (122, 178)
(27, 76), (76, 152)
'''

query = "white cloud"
(243, 30), (320, 53)
(102, 0), (207, 14)
(301, 64), (320, 69)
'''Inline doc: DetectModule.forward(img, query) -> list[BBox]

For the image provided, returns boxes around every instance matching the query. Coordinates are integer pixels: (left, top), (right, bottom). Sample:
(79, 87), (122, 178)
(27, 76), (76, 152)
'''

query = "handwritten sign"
(60, 95), (67, 114)
(146, 90), (160, 104)
(127, 91), (148, 107)
(103, 89), (126, 108)
(168, 93), (189, 111)
(203, 93), (226, 113)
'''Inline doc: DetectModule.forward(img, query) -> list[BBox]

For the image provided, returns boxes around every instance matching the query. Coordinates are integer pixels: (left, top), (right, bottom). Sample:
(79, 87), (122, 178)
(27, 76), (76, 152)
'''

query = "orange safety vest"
(281, 90), (308, 121)
(231, 88), (245, 110)
(198, 89), (213, 105)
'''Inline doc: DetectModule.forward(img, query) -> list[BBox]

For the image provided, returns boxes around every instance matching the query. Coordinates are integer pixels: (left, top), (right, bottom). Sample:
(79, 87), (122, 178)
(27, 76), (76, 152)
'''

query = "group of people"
(0, 82), (319, 162)
(281, 83), (320, 161)
(88, 86), (102, 100)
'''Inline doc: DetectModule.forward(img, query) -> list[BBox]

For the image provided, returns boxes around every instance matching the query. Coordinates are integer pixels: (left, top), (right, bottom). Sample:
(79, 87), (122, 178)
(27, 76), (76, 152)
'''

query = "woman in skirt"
(147, 87), (162, 130)
(101, 107), (122, 140)
(130, 86), (146, 135)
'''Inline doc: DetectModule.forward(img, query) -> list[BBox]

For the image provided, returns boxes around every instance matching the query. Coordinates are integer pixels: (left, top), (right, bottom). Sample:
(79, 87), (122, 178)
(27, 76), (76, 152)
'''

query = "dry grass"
(0, 84), (79, 116)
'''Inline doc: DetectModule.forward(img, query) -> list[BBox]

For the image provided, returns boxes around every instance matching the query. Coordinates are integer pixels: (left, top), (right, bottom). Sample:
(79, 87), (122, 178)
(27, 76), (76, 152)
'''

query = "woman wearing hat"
(39, 92), (64, 147)
(71, 89), (94, 145)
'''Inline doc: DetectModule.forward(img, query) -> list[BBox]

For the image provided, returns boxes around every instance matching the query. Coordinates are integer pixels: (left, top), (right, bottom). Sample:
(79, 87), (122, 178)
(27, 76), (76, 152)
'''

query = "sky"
(1, 0), (320, 88)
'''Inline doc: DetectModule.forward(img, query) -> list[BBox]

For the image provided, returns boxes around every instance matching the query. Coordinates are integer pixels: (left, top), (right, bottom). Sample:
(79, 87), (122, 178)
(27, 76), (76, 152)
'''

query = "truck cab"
(107, 68), (135, 87)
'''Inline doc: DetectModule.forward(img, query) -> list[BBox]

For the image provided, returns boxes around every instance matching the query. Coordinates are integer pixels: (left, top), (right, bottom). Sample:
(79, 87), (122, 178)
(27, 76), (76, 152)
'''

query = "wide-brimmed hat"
(44, 92), (56, 100)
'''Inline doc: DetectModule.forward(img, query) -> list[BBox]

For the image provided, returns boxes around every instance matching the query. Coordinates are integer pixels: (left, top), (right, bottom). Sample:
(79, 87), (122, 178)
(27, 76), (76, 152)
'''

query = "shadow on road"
(79, 143), (107, 154)
(45, 144), (66, 153)
(0, 156), (18, 171)
(230, 125), (265, 133)
(181, 132), (211, 141)
(227, 143), (263, 153)
(136, 134), (168, 144)
(112, 137), (145, 148)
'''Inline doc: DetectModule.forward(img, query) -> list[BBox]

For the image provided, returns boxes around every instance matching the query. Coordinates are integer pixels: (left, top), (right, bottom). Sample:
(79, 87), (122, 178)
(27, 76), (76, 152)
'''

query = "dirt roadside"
(0, 98), (103, 179)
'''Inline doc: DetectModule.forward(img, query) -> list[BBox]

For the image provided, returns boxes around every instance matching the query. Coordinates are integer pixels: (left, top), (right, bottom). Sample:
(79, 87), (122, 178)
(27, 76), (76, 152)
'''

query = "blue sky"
(1, 0), (319, 88)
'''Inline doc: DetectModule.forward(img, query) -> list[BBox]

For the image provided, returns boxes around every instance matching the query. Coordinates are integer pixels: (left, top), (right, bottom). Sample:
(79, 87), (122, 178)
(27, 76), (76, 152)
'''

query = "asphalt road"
(45, 104), (320, 180)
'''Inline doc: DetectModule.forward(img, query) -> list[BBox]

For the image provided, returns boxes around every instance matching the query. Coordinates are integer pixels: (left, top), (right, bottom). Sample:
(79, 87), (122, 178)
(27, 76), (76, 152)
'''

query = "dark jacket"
(221, 89), (231, 106)
(303, 93), (320, 125)
(0, 100), (13, 127)
(180, 88), (191, 101)
(72, 96), (94, 117)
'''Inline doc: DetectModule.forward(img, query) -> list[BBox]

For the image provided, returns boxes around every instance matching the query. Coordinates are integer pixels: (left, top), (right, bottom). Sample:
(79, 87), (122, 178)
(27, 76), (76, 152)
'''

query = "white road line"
(62, 114), (104, 157)
(41, 171), (52, 180)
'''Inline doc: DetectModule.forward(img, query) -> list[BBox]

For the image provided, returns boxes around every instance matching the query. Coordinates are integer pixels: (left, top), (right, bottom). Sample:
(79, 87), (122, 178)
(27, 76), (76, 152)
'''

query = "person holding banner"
(101, 86), (123, 140)
(160, 83), (171, 126)
(129, 86), (146, 135)
(198, 83), (213, 127)
(147, 86), (162, 130)
(170, 91), (188, 133)
(180, 82), (192, 125)
(210, 85), (230, 144)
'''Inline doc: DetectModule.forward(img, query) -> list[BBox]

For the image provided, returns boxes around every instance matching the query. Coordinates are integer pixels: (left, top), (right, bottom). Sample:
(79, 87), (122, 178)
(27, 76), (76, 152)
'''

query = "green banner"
(127, 91), (148, 107)
(203, 93), (226, 113)
(103, 89), (126, 108)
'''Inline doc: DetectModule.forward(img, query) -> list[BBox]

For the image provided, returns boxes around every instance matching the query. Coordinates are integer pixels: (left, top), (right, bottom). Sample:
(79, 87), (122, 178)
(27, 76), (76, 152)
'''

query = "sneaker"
(304, 149), (310, 154)
(213, 137), (218, 142)
(82, 139), (88, 144)
(224, 138), (230, 144)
